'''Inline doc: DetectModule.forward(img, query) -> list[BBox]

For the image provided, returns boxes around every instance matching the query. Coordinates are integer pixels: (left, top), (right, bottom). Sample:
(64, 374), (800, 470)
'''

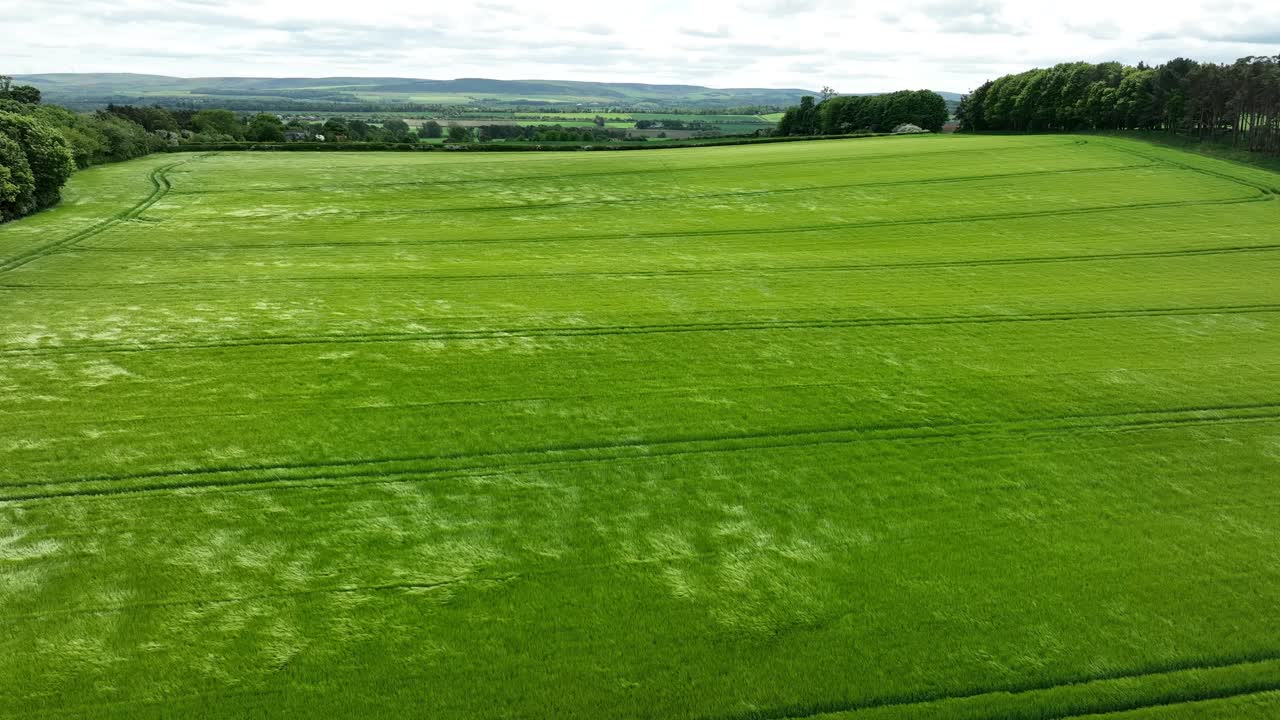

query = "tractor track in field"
(1043, 688), (1280, 720)
(154, 167), (1253, 221)
(5, 138), (1280, 716)
(704, 655), (1280, 720)
(45, 193), (1272, 255)
(0, 372), (1112, 422)
(1093, 138), (1280, 194)
(0, 155), (211, 275)
(2, 302), (1277, 357)
(6, 402), (1278, 502)
(10, 366), (1264, 430)
(12, 240), (1280, 290)
(165, 138), (1089, 194)
(161, 163), (1161, 217)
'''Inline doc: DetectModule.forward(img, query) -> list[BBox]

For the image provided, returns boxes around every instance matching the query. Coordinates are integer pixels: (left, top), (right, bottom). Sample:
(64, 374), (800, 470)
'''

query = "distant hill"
(13, 74), (822, 110)
(13, 74), (961, 111)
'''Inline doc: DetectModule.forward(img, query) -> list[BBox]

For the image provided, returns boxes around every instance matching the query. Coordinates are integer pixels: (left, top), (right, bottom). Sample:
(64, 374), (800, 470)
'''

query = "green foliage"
(0, 75), (42, 105)
(191, 109), (244, 139)
(419, 119), (443, 138)
(247, 113), (285, 142)
(632, 117), (720, 131)
(817, 90), (949, 133)
(346, 118), (374, 141)
(381, 118), (410, 141)
(777, 91), (948, 135)
(92, 113), (164, 162)
(322, 117), (349, 138)
(472, 123), (631, 143)
(23, 104), (161, 168)
(0, 130), (35, 220)
(957, 54), (1280, 154)
(777, 95), (818, 135)
(1, 136), (1279, 717)
(6, 85), (41, 105)
(447, 123), (471, 142)
(0, 100), (163, 222)
(0, 110), (76, 211)
(104, 104), (180, 132)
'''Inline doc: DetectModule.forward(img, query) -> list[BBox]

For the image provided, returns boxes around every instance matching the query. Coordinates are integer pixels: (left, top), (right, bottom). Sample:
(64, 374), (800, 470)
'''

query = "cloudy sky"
(3, 0), (1278, 93)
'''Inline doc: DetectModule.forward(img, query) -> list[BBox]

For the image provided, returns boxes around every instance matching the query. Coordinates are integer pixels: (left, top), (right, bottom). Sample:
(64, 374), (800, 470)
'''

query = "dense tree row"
(776, 90), (949, 136)
(467, 124), (635, 143)
(633, 119), (719, 130)
(957, 55), (1280, 154)
(0, 111), (75, 221)
(525, 105), (780, 116)
(1, 78), (77, 222)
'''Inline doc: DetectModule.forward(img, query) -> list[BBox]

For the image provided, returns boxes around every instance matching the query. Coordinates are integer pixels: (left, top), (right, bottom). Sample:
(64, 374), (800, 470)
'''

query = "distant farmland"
(12, 73), (821, 110)
(2, 136), (1280, 718)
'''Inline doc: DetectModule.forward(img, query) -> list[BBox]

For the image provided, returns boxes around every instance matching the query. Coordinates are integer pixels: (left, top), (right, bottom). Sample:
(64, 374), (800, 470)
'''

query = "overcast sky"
(3, 0), (1278, 93)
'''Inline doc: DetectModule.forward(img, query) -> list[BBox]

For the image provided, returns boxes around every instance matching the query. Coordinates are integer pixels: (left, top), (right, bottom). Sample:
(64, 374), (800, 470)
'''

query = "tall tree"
(955, 54), (1280, 154)
(191, 109), (243, 139)
(322, 118), (349, 139)
(0, 130), (36, 221)
(447, 124), (471, 142)
(2, 85), (42, 105)
(0, 111), (76, 211)
(247, 113), (285, 142)
(806, 90), (949, 134)
(381, 118), (410, 141)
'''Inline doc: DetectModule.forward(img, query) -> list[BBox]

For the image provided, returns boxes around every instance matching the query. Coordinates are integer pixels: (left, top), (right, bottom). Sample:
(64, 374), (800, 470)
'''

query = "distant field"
(14, 74), (816, 110)
(2, 136), (1280, 718)
(420, 112), (774, 133)
(513, 112), (636, 120)
(278, 111), (776, 135)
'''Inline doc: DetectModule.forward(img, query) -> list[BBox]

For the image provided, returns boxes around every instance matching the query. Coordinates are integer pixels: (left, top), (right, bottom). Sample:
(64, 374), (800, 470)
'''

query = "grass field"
(2, 135), (1280, 718)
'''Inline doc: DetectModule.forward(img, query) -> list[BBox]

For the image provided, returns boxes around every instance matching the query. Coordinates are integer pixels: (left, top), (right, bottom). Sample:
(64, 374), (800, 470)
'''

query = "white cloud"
(1, 0), (1276, 94)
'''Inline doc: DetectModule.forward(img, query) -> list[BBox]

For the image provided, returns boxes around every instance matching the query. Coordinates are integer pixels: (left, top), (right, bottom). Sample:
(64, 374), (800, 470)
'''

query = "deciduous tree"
(0, 111), (76, 211)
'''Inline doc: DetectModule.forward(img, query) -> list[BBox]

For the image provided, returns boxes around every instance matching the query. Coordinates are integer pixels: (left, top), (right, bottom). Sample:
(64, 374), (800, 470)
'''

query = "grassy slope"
(1, 136), (1279, 719)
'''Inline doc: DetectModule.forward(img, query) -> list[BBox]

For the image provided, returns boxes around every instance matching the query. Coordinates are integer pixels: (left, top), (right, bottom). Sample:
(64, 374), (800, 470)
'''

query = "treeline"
(776, 90), (949, 135)
(0, 77), (326, 222)
(469, 125), (638, 143)
(633, 119), (720, 130)
(2, 79), (90, 221)
(525, 105), (780, 116)
(172, 110), (430, 144)
(957, 55), (1280, 154)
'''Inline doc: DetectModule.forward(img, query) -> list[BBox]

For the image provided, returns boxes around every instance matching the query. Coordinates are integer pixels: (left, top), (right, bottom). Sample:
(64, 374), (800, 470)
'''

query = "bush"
(0, 111), (76, 211)
(0, 131), (35, 221)
(25, 105), (159, 168)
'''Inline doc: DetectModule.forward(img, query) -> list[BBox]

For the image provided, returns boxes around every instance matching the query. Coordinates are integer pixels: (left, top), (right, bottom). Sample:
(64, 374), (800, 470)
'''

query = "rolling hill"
(13, 73), (823, 109)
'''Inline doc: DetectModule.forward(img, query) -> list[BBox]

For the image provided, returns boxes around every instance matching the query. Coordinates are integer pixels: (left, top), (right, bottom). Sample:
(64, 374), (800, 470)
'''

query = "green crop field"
(2, 135), (1280, 719)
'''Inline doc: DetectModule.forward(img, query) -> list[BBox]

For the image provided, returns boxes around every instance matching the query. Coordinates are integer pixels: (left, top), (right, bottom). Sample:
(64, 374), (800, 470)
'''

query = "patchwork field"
(2, 135), (1280, 718)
